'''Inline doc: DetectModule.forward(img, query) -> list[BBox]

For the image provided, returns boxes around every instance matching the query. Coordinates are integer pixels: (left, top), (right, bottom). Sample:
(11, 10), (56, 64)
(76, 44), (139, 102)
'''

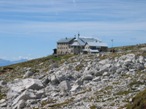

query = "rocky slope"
(0, 45), (146, 109)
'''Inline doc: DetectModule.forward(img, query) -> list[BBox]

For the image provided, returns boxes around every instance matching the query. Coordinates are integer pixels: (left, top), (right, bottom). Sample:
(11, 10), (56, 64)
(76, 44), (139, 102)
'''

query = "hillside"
(0, 44), (146, 109)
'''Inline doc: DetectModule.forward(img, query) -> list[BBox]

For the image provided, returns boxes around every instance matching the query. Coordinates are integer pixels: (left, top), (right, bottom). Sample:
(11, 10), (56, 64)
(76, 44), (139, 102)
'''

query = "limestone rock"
(140, 47), (146, 51)
(138, 56), (144, 63)
(144, 63), (146, 68)
(23, 71), (34, 78)
(7, 78), (43, 99)
(12, 90), (36, 106)
(50, 75), (59, 85)
(70, 84), (80, 92)
(57, 74), (66, 82)
(99, 59), (109, 65)
(23, 78), (44, 90)
(0, 102), (7, 108)
(42, 77), (50, 86)
(95, 71), (103, 76)
(82, 74), (93, 81)
(59, 80), (71, 92)
(103, 72), (109, 76)
(1, 53), (146, 109)
(93, 77), (101, 82)
(36, 90), (45, 98)
(0, 81), (6, 87)
(13, 100), (25, 109)
(0, 99), (6, 104)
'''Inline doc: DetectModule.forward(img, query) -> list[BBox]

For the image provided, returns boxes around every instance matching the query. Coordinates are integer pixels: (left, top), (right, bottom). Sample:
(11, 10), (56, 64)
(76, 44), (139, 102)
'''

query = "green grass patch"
(126, 89), (146, 109)
(2, 54), (74, 69)
(90, 105), (97, 109)
(0, 54), (75, 82)
(129, 80), (143, 87)
(116, 90), (130, 96)
(48, 98), (74, 108)
(41, 99), (56, 106)
(104, 86), (113, 90)
(75, 64), (84, 71)
(0, 93), (6, 100)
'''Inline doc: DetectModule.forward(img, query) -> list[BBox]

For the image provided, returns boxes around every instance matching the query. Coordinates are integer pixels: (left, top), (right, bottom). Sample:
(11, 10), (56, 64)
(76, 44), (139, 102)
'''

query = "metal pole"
(111, 39), (114, 52)
(111, 39), (113, 48)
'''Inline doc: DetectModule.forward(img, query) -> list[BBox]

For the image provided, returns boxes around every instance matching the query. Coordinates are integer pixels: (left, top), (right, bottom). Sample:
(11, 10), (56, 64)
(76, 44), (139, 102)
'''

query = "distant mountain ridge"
(0, 59), (28, 66)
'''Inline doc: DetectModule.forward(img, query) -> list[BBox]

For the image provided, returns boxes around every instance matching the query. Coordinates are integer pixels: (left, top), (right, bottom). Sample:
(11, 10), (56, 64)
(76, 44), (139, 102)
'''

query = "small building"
(56, 34), (108, 55)
(53, 48), (57, 55)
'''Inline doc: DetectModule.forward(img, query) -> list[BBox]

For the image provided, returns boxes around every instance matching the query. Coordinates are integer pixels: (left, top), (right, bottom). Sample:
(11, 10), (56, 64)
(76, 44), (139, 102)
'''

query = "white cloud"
(0, 21), (146, 36)
(18, 56), (32, 60)
(12, 55), (33, 61)
(0, 20), (146, 48)
(0, 0), (146, 22)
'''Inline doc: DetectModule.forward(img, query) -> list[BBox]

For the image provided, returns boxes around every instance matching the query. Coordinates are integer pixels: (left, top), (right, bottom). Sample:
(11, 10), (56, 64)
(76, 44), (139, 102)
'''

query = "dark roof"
(57, 37), (75, 43)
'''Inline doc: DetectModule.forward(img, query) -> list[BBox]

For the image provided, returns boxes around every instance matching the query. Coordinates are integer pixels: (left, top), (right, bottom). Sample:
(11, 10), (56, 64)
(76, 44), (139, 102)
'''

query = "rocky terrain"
(0, 44), (146, 109)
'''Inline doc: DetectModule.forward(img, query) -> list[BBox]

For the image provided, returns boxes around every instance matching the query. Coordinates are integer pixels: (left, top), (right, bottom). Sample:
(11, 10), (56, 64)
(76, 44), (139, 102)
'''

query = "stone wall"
(57, 43), (71, 54)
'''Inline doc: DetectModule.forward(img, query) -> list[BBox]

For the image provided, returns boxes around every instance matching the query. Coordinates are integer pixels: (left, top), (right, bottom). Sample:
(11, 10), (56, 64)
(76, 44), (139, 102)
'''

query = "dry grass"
(126, 89), (146, 109)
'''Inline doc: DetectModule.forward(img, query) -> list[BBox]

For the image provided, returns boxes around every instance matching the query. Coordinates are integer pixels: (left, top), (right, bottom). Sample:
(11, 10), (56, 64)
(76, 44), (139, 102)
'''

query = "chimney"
(74, 35), (76, 38)
(78, 33), (80, 39)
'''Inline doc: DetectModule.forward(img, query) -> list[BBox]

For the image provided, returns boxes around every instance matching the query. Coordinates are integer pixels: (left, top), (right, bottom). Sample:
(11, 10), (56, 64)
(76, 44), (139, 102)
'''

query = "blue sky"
(0, 0), (146, 60)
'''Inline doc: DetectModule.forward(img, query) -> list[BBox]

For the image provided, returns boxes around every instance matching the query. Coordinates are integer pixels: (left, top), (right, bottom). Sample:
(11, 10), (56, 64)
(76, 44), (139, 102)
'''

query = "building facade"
(56, 35), (108, 55)
(57, 37), (75, 54)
